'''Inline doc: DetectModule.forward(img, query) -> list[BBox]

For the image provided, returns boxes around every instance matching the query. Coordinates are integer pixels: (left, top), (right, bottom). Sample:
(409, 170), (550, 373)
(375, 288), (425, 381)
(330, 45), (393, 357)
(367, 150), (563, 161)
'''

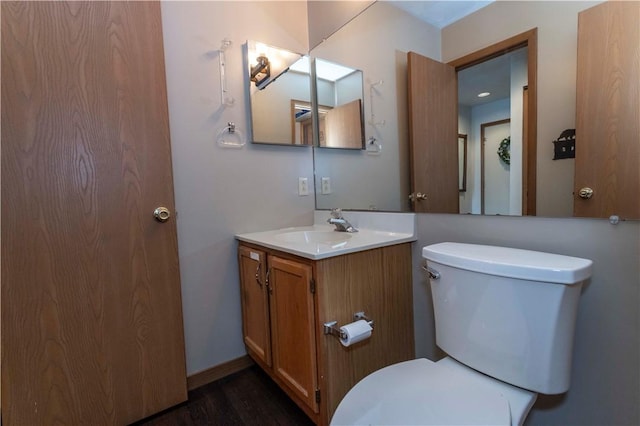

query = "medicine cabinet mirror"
(247, 40), (311, 146)
(247, 41), (365, 150)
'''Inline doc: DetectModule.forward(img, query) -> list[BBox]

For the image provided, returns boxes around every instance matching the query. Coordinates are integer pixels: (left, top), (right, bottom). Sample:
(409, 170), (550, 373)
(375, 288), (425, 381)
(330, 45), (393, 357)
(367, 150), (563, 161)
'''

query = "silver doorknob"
(153, 207), (171, 222)
(409, 192), (428, 202)
(578, 187), (594, 199)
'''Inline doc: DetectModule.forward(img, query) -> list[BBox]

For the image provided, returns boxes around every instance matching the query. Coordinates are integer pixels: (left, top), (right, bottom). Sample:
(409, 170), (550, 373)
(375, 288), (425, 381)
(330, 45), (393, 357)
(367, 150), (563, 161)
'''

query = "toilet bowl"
(330, 242), (592, 426)
(331, 357), (536, 426)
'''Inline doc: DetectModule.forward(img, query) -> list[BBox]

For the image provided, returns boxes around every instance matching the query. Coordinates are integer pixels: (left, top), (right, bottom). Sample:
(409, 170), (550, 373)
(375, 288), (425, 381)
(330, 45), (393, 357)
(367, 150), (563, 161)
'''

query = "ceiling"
(388, 1), (494, 29)
(386, 1), (512, 107)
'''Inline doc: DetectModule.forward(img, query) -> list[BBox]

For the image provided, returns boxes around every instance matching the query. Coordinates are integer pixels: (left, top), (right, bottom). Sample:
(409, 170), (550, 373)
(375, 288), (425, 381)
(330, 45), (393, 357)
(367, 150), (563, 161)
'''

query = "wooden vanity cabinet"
(238, 242), (415, 425)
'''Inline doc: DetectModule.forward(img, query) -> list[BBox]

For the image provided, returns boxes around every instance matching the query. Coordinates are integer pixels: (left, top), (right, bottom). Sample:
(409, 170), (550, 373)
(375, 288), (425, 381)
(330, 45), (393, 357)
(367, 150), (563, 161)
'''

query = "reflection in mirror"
(246, 40), (311, 145)
(311, 1), (441, 211)
(314, 59), (365, 149)
(309, 1), (628, 218)
(458, 134), (467, 192)
(457, 46), (528, 216)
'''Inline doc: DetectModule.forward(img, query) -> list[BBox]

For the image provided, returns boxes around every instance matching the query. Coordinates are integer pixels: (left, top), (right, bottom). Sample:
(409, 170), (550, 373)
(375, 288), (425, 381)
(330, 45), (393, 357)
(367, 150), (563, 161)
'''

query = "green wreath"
(497, 136), (511, 165)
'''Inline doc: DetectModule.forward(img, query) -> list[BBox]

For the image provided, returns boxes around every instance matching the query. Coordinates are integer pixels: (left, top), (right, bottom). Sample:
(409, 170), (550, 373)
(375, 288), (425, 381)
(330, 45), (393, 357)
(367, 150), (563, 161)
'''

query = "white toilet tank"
(423, 242), (592, 395)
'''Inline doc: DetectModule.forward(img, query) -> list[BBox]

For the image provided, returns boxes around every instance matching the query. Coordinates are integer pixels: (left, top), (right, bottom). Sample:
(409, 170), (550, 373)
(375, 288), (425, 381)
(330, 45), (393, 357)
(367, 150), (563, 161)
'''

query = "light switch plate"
(321, 177), (331, 194)
(298, 177), (309, 196)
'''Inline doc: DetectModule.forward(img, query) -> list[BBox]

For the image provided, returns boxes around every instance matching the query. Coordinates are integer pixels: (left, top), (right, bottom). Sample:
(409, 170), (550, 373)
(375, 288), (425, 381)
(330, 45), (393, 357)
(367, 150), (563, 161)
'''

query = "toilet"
(331, 242), (593, 426)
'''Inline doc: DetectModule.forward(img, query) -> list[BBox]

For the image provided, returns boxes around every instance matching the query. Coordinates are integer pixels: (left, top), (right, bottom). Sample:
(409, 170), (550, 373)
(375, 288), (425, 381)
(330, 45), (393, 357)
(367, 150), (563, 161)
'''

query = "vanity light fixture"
(477, 91), (491, 98)
(251, 55), (270, 86)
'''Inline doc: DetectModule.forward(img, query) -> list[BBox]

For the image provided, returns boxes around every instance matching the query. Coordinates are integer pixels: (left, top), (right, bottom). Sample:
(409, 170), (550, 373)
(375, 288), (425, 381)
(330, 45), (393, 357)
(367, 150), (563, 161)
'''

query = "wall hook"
(219, 38), (234, 107)
(368, 80), (385, 127)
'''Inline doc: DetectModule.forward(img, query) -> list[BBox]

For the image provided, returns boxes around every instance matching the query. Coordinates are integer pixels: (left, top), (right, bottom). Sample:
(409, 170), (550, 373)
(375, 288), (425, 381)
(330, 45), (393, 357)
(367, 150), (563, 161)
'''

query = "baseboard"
(186, 355), (254, 391)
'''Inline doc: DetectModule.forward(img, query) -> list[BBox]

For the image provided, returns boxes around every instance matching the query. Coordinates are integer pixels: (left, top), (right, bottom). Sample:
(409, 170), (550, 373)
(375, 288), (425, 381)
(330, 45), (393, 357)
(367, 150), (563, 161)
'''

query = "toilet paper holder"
(323, 311), (374, 339)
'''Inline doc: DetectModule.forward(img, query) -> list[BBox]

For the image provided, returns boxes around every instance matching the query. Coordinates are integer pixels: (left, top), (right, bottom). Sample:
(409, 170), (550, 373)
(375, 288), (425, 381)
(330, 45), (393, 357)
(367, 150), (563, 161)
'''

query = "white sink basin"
(236, 213), (416, 260)
(275, 230), (353, 245)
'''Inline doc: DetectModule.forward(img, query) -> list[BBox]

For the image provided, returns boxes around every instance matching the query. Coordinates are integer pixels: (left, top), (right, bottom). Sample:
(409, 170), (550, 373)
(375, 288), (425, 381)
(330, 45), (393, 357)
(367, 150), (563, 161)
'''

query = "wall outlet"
(321, 177), (331, 194)
(298, 177), (309, 196)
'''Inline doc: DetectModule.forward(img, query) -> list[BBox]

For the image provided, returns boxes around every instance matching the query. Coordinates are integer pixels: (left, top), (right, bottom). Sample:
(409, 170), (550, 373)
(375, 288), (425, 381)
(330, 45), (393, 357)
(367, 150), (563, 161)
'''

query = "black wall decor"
(553, 128), (576, 160)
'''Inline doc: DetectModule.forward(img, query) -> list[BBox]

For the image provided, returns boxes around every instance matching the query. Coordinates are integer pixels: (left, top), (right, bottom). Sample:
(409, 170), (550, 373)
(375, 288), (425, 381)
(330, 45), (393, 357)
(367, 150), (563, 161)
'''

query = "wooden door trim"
(448, 28), (537, 216)
(480, 119), (511, 215)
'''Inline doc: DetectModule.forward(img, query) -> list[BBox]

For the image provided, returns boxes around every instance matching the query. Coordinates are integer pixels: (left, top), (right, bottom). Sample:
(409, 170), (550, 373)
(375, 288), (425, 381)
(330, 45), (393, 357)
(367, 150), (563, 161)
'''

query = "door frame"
(448, 28), (537, 216)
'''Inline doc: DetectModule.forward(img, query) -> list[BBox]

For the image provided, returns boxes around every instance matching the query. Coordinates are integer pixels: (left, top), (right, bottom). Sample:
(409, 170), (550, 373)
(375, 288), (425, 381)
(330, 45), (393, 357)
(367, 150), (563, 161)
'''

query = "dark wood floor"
(134, 365), (315, 426)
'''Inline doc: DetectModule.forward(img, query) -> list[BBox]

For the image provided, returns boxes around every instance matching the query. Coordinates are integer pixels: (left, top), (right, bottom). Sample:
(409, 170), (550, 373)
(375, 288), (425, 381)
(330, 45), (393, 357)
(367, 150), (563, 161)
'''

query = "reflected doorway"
(482, 119), (511, 214)
(450, 28), (537, 216)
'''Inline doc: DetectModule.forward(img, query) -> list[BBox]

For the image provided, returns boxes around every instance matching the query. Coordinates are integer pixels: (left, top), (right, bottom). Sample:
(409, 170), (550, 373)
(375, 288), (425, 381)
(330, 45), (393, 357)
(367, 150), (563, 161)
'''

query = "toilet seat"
(330, 357), (537, 426)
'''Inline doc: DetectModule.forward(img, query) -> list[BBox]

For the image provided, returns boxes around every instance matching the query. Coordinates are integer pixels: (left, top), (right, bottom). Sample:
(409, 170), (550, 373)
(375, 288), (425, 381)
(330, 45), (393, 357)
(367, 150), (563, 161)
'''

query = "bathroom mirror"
(247, 40), (312, 146)
(247, 42), (365, 149)
(308, 1), (636, 218)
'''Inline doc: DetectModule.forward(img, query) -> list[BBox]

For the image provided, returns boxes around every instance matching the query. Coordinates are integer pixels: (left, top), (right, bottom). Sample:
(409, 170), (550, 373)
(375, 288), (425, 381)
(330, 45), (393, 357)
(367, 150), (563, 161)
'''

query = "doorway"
(449, 28), (537, 216)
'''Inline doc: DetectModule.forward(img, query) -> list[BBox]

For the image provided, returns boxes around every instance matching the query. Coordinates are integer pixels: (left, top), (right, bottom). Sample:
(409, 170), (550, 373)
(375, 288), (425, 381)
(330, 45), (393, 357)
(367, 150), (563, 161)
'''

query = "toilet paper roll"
(339, 319), (372, 347)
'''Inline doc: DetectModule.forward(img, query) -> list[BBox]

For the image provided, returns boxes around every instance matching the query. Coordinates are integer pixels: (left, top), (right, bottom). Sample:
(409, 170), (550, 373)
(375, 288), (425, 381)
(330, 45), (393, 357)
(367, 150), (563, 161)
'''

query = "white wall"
(307, 0), (375, 50)
(160, 1), (314, 375)
(443, 1), (603, 217)
(469, 98), (511, 214)
(509, 48), (527, 215)
(413, 214), (639, 425)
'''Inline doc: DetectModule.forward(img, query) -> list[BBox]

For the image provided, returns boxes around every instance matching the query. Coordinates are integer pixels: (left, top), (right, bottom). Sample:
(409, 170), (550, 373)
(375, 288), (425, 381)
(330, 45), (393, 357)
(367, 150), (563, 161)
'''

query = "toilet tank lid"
(423, 242), (593, 284)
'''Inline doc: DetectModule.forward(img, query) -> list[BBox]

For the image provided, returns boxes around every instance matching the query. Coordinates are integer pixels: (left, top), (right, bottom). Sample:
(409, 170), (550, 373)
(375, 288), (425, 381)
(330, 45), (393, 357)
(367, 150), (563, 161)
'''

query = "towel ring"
(216, 122), (245, 148)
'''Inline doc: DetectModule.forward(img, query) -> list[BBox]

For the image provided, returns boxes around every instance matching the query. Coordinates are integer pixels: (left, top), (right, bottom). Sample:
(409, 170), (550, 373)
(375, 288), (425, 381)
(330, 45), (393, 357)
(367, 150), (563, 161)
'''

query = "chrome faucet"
(327, 208), (358, 233)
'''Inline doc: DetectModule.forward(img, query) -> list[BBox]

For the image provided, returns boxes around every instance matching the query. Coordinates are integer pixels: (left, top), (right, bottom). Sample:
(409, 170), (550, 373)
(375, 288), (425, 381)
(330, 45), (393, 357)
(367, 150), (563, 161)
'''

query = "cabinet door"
(268, 256), (319, 413)
(239, 246), (271, 367)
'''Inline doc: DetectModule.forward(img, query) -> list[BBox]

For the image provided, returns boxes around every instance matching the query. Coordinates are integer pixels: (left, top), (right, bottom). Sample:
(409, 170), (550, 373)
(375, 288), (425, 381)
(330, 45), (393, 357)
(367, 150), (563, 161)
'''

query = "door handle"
(409, 192), (427, 202)
(255, 263), (262, 287)
(578, 187), (594, 199)
(153, 207), (171, 222)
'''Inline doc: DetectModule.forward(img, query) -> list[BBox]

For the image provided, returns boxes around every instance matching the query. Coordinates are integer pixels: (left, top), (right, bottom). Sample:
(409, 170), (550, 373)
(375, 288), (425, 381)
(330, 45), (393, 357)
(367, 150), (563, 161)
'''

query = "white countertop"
(235, 211), (416, 260)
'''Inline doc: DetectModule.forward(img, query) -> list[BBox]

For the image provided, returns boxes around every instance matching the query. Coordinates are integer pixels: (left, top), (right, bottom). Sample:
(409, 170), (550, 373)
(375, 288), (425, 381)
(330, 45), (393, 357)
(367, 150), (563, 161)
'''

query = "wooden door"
(1, 2), (187, 424)
(323, 99), (364, 149)
(238, 246), (272, 367)
(407, 52), (459, 213)
(574, 1), (640, 219)
(268, 256), (318, 414)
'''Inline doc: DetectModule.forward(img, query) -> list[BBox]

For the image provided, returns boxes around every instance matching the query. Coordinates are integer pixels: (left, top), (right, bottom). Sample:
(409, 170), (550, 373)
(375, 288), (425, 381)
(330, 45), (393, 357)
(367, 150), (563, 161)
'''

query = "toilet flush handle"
(421, 265), (440, 280)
